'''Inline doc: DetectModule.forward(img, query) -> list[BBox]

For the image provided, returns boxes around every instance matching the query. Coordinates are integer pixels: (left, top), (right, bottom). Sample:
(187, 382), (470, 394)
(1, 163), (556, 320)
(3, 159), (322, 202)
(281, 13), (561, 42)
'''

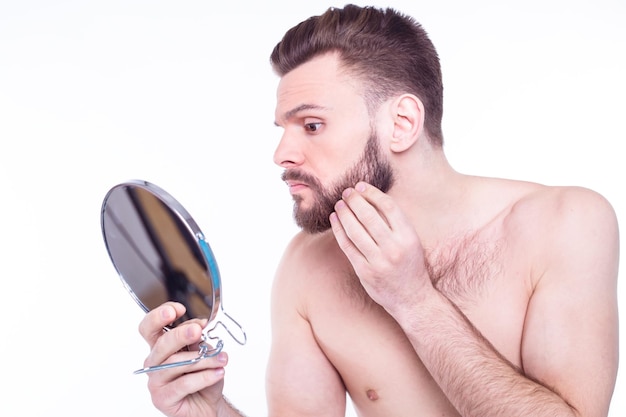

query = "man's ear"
(390, 94), (425, 153)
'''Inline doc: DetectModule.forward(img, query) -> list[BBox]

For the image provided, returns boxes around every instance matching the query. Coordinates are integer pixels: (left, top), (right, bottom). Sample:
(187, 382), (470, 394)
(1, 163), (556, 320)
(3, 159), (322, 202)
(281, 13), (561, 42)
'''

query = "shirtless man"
(138, 5), (619, 416)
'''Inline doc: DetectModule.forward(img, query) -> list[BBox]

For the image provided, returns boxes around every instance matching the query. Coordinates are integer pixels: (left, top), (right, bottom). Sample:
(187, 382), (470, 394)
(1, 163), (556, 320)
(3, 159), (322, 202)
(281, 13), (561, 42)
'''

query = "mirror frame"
(101, 179), (223, 325)
(100, 179), (246, 374)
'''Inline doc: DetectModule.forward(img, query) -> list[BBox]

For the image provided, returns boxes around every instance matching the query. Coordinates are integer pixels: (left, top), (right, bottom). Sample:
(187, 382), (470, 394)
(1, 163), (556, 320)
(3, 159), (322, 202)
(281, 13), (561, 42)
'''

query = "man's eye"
(304, 122), (322, 132)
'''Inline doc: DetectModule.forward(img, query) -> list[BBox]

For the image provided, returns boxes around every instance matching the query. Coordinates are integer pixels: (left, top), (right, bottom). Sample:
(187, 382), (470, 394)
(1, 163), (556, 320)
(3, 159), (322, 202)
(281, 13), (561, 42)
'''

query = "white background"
(0, 1), (624, 416)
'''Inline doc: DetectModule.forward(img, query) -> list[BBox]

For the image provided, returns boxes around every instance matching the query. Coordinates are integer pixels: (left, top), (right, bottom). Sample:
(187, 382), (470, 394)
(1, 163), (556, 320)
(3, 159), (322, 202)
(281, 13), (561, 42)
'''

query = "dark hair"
(270, 4), (444, 145)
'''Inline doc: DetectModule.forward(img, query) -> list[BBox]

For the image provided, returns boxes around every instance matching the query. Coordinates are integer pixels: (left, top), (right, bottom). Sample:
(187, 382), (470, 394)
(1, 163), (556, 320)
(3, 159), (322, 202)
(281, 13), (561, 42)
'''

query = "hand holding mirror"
(100, 180), (246, 374)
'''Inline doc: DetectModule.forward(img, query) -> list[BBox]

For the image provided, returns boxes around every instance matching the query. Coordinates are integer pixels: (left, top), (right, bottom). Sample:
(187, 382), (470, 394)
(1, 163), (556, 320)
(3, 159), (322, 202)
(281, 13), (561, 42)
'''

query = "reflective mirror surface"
(101, 180), (246, 373)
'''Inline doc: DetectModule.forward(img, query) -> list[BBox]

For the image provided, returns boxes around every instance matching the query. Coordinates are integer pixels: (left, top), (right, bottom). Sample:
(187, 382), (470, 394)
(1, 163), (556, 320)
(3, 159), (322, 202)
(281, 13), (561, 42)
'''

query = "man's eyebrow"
(274, 104), (328, 126)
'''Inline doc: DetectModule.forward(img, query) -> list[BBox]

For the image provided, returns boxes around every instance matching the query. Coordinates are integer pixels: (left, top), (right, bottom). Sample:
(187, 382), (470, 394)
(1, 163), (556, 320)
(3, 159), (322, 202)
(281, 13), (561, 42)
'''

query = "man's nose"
(273, 130), (304, 168)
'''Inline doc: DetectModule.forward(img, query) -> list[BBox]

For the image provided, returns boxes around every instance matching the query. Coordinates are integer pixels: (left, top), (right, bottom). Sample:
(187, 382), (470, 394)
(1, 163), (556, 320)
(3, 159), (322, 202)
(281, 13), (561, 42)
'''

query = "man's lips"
(285, 180), (309, 194)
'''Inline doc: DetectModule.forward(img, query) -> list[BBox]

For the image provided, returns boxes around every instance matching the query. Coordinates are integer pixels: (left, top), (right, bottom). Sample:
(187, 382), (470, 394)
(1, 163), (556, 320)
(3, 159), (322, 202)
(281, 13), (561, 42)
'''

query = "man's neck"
(387, 149), (478, 246)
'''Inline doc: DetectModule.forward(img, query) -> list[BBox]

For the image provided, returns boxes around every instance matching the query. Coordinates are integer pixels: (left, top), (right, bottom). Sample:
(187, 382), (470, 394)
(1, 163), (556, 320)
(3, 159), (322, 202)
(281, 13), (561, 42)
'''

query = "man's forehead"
(274, 55), (364, 123)
(274, 77), (331, 122)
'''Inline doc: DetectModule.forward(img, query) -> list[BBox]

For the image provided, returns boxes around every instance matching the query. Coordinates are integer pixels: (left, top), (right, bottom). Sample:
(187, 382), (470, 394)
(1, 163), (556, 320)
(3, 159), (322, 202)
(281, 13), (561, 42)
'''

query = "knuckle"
(137, 316), (153, 339)
(387, 250), (403, 265)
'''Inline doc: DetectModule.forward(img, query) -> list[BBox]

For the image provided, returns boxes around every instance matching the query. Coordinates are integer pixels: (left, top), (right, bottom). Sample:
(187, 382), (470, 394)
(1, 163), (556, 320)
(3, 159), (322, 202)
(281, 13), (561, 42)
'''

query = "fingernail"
(356, 182), (366, 192)
(217, 352), (228, 364)
(161, 306), (173, 320)
(186, 326), (195, 338)
(342, 188), (353, 198)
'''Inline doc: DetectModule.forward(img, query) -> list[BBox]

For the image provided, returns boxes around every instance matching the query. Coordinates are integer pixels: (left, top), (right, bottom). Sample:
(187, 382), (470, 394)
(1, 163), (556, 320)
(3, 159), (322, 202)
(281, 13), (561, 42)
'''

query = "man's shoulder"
(273, 230), (348, 286)
(506, 183), (616, 227)
(466, 178), (614, 239)
(271, 230), (353, 317)
(502, 183), (618, 274)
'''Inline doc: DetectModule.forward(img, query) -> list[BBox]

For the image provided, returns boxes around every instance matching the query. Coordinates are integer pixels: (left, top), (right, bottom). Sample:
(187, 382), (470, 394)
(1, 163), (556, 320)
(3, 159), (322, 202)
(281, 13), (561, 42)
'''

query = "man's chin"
(298, 223), (332, 234)
(293, 209), (333, 234)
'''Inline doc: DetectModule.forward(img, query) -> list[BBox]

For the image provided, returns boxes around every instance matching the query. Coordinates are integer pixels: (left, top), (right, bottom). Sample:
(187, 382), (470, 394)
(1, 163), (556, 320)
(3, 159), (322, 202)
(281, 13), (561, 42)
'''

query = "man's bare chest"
(304, 235), (530, 415)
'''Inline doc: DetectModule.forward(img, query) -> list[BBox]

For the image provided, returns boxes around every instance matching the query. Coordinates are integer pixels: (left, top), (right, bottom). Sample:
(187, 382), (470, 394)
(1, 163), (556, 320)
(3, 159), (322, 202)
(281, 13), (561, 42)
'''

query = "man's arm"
(266, 233), (347, 417)
(331, 183), (619, 417)
(516, 187), (619, 415)
(406, 187), (619, 416)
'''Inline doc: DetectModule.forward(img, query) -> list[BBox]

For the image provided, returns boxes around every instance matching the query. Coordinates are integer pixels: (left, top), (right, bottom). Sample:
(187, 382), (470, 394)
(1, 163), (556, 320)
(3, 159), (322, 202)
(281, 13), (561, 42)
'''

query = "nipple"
(366, 389), (379, 401)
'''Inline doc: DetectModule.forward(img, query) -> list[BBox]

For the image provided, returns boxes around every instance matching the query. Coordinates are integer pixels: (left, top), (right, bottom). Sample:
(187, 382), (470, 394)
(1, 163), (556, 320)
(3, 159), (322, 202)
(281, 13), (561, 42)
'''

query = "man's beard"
(282, 132), (395, 234)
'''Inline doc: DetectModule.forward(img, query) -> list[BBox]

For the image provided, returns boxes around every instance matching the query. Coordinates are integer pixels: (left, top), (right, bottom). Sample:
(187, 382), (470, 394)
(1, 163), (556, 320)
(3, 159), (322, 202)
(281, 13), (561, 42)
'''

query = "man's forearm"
(394, 290), (577, 417)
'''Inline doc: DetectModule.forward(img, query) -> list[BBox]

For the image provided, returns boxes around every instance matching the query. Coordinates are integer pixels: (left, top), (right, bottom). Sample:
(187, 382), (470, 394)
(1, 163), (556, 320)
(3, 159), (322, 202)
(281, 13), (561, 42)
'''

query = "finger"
(139, 302), (187, 348)
(147, 349), (228, 384)
(341, 185), (392, 246)
(353, 182), (405, 232)
(149, 353), (228, 409)
(155, 368), (226, 407)
(144, 321), (205, 369)
(333, 197), (379, 260)
(356, 183), (421, 256)
(330, 209), (366, 262)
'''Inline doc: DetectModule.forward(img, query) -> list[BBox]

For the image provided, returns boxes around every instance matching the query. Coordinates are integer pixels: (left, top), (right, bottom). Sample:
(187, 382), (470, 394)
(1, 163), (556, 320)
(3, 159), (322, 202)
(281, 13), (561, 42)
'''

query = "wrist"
(217, 395), (246, 417)
(388, 283), (443, 331)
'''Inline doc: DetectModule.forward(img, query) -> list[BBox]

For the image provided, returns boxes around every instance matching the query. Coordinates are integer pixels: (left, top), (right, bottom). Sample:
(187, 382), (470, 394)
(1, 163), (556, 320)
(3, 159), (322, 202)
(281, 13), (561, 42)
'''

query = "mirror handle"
(132, 339), (224, 375)
(207, 310), (247, 346)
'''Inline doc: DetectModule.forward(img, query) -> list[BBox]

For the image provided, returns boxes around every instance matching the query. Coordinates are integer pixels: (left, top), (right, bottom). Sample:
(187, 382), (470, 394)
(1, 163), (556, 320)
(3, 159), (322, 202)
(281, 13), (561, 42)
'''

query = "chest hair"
(340, 231), (505, 310)
(426, 231), (504, 307)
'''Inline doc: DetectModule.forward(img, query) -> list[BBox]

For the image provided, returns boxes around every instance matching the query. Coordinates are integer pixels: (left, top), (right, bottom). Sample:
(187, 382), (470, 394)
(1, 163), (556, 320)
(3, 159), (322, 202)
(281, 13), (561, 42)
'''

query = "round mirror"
(101, 179), (246, 373)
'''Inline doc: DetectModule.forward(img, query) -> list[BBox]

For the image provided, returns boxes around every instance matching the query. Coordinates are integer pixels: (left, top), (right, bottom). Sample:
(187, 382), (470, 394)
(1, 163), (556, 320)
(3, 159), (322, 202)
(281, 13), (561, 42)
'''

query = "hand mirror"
(100, 179), (246, 374)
